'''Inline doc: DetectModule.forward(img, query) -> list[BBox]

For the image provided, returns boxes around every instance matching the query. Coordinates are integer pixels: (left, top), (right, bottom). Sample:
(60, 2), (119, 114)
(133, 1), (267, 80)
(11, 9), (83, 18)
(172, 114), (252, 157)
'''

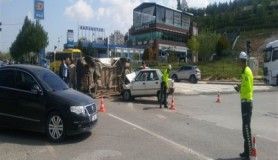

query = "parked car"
(171, 65), (201, 83)
(0, 65), (97, 142)
(122, 68), (175, 102)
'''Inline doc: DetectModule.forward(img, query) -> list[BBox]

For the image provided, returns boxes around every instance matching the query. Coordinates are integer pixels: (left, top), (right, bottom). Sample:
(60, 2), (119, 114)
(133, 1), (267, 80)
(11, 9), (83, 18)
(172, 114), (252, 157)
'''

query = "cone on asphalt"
(250, 136), (257, 160)
(169, 94), (176, 110)
(98, 91), (106, 113)
(216, 91), (221, 103)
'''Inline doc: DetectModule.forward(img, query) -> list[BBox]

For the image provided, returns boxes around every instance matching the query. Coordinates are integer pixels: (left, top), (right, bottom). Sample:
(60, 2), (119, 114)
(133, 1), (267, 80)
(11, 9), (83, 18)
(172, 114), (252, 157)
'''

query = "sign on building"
(67, 30), (74, 48)
(34, 0), (44, 20)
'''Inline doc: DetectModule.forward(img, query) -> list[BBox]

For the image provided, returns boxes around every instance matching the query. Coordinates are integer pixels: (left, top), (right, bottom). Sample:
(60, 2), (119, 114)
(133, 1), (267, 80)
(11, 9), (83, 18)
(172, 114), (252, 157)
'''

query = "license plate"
(91, 114), (97, 121)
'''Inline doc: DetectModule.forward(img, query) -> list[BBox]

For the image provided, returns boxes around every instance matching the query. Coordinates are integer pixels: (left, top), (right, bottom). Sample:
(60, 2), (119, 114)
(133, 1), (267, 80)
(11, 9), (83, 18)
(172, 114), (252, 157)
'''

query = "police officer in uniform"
(160, 64), (171, 108)
(235, 51), (254, 160)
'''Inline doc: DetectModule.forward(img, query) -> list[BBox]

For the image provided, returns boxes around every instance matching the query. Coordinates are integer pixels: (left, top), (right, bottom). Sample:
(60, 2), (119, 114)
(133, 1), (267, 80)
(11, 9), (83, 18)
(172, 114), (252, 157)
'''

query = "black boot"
(239, 152), (249, 159)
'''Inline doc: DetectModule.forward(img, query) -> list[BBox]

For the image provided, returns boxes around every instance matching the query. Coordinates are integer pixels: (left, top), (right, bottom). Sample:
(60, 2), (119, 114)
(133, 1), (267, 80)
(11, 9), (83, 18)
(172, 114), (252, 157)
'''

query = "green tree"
(216, 35), (230, 58)
(10, 17), (48, 62)
(197, 31), (220, 61)
(187, 36), (200, 61)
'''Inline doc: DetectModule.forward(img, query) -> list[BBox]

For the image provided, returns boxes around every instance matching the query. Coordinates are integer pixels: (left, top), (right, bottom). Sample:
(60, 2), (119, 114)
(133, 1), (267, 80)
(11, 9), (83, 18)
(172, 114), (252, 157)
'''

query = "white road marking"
(108, 113), (213, 160)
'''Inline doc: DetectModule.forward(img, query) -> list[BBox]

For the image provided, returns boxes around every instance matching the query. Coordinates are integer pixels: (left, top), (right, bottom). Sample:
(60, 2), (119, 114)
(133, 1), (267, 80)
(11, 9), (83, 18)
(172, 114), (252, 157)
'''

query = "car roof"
(0, 64), (48, 74)
(182, 65), (196, 67)
(140, 68), (159, 71)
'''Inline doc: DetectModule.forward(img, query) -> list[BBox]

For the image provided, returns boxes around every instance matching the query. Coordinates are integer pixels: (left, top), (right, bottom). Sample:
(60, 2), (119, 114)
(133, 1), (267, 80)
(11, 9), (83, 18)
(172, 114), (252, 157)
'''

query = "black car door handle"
(155, 82), (158, 84)
(143, 82), (145, 85)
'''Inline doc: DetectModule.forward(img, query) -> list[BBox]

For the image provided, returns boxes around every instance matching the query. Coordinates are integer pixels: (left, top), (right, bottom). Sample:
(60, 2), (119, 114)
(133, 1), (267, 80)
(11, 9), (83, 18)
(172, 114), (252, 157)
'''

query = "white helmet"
(168, 64), (172, 70)
(239, 51), (248, 60)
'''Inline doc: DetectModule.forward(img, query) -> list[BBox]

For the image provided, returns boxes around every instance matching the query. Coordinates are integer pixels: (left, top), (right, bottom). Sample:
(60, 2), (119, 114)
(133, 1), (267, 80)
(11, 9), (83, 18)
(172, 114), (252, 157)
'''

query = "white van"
(264, 40), (278, 85)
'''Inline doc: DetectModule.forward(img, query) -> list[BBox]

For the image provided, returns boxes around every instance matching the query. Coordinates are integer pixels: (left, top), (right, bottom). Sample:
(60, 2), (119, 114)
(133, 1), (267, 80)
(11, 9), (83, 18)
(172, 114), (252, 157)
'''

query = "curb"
(174, 88), (278, 96)
(203, 81), (266, 86)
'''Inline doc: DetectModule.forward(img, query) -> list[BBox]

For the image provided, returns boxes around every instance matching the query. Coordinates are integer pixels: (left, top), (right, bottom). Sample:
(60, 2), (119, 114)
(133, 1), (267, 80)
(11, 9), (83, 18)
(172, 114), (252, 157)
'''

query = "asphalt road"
(0, 92), (277, 160)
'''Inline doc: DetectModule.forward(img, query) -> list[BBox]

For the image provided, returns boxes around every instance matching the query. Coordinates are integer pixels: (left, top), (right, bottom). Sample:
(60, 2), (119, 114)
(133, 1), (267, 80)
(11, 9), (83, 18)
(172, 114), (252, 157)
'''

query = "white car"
(122, 69), (174, 101)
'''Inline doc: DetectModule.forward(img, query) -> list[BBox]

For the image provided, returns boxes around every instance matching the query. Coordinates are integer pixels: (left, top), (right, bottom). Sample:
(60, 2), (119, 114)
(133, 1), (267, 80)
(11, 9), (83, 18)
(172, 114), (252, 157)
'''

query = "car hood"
(49, 88), (94, 106)
(125, 72), (137, 83)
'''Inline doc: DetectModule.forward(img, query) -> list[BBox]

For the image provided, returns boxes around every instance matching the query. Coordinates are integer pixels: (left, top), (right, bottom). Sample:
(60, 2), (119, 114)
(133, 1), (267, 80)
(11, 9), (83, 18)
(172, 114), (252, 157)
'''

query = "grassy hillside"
(234, 28), (278, 64)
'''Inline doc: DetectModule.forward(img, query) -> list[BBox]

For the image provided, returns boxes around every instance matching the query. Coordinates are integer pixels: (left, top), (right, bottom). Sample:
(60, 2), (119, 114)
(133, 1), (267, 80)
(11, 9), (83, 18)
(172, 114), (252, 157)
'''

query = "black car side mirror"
(31, 84), (43, 95)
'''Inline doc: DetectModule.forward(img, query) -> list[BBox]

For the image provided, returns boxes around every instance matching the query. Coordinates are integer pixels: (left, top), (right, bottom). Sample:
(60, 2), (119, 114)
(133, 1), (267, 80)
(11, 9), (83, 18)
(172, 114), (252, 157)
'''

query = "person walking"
(160, 64), (172, 108)
(59, 59), (69, 84)
(234, 51), (254, 160)
(68, 59), (76, 89)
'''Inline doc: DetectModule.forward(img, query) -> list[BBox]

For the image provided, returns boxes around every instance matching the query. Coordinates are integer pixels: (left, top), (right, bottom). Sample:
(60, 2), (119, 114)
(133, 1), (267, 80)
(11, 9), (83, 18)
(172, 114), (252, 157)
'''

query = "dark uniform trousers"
(160, 82), (168, 108)
(241, 101), (253, 156)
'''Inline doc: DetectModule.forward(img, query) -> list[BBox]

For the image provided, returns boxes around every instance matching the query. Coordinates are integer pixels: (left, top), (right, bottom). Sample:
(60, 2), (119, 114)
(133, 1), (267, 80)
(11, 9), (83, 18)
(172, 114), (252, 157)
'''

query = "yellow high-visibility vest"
(240, 66), (254, 101)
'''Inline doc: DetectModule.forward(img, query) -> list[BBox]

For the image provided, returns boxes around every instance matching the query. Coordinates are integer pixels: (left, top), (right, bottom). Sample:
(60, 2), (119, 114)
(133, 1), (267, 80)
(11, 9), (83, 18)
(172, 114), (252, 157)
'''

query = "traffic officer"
(160, 64), (171, 108)
(234, 51), (254, 160)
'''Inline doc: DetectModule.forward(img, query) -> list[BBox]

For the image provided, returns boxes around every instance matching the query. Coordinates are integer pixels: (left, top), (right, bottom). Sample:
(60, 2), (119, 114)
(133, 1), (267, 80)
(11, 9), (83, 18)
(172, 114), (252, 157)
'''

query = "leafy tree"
(216, 35), (230, 58)
(187, 36), (200, 61)
(10, 16), (48, 62)
(197, 31), (220, 61)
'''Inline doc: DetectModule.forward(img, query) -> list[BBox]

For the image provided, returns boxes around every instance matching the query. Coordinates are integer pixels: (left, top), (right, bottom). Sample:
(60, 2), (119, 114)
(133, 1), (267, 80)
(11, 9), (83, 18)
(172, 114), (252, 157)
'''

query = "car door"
(131, 71), (147, 96)
(183, 66), (192, 79)
(177, 66), (187, 79)
(144, 71), (160, 95)
(14, 70), (45, 131)
(0, 69), (19, 127)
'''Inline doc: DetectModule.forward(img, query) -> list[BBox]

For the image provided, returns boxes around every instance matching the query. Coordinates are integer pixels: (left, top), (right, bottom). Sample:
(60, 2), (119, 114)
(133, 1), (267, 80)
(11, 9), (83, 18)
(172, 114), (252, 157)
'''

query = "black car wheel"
(46, 112), (65, 142)
(189, 75), (197, 84)
(123, 90), (131, 101)
(171, 74), (179, 82)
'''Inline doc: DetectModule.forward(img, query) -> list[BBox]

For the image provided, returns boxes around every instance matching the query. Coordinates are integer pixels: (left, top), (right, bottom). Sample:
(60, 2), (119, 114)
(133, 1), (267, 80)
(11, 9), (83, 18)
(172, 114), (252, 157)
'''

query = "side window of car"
(147, 71), (159, 81)
(15, 71), (37, 92)
(135, 71), (147, 81)
(0, 69), (15, 88)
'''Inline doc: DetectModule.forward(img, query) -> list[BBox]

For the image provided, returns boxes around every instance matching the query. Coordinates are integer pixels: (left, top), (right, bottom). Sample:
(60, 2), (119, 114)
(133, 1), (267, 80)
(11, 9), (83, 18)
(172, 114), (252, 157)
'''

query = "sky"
(0, 0), (231, 52)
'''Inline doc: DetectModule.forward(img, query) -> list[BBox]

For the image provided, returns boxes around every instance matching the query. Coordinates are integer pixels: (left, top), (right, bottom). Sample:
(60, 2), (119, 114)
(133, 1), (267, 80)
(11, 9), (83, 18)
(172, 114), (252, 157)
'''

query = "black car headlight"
(70, 106), (86, 116)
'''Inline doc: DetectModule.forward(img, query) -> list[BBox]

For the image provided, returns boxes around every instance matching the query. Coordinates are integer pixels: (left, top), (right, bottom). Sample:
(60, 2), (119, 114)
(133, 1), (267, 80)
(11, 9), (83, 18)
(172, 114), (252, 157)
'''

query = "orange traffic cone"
(169, 94), (176, 110)
(250, 136), (257, 160)
(216, 91), (221, 103)
(98, 91), (106, 113)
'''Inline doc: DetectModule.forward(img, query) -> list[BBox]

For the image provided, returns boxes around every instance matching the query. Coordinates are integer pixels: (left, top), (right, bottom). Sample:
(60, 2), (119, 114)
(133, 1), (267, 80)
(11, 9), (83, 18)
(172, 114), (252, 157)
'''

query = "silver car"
(171, 65), (201, 83)
(122, 69), (174, 101)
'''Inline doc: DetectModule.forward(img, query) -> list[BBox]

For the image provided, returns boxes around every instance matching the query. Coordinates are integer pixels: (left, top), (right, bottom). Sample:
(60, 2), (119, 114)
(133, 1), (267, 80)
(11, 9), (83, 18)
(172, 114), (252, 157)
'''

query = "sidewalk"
(174, 81), (278, 96)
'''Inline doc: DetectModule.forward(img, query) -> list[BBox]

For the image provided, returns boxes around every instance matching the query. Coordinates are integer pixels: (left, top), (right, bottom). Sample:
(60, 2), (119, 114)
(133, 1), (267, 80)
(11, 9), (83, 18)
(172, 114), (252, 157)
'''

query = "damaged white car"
(121, 69), (175, 102)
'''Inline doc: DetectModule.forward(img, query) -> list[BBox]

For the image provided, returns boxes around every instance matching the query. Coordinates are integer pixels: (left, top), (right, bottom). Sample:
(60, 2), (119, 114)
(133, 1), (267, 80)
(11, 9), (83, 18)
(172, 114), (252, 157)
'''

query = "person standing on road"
(235, 51), (254, 160)
(68, 59), (76, 89)
(59, 59), (69, 84)
(160, 64), (172, 108)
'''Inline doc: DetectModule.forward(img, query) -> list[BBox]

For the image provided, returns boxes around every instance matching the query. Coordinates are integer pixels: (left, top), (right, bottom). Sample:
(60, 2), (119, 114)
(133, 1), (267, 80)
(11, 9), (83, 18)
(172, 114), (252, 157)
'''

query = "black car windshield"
(37, 70), (69, 91)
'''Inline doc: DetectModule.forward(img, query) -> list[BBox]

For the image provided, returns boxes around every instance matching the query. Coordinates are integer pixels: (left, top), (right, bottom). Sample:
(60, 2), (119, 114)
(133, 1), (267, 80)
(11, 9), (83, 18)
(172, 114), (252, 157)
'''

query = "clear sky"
(0, 0), (231, 52)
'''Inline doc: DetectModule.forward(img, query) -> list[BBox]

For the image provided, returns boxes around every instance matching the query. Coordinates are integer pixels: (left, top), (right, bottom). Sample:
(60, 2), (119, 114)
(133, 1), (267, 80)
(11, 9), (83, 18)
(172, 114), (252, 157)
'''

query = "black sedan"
(0, 65), (97, 142)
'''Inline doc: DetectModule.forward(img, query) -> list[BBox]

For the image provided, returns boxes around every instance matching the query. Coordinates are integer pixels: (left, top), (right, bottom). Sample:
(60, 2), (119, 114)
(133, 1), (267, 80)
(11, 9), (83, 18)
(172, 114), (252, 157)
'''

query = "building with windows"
(109, 30), (125, 45)
(129, 2), (194, 61)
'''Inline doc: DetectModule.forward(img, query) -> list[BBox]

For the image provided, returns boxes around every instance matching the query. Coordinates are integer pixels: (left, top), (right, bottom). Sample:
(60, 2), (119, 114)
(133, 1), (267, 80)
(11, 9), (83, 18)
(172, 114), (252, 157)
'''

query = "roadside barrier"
(169, 94), (176, 110)
(250, 136), (257, 160)
(98, 91), (106, 113)
(216, 91), (221, 103)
